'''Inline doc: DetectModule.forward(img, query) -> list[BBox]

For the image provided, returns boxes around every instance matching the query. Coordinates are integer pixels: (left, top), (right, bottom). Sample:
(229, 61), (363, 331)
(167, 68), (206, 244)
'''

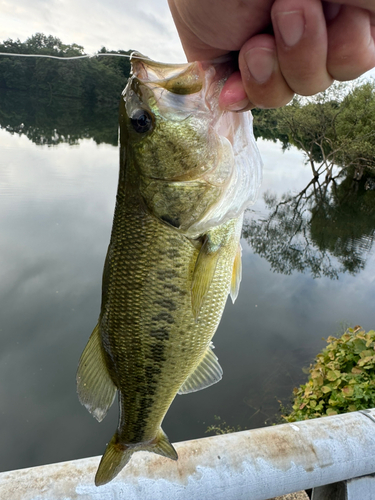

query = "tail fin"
(95, 428), (178, 486)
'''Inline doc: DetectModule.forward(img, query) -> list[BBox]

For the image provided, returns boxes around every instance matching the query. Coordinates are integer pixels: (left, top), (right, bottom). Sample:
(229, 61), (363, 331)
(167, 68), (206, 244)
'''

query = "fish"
(76, 52), (262, 486)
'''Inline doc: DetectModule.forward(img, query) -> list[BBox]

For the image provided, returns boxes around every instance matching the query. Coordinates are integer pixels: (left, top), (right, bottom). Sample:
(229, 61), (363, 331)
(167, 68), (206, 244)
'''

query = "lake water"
(0, 119), (374, 473)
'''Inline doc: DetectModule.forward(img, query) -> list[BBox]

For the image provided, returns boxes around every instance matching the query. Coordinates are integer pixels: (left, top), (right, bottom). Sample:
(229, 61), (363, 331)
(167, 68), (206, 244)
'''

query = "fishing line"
(0, 52), (134, 60)
(0, 51), (233, 65)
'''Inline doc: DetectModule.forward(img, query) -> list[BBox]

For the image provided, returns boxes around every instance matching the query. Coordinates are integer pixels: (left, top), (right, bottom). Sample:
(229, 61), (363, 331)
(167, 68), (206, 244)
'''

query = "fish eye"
(130, 109), (153, 133)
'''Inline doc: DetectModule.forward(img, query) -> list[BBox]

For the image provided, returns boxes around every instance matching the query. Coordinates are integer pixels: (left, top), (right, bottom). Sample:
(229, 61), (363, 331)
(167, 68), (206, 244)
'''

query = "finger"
(168, 0), (274, 62)
(271, 0), (333, 95)
(326, 5), (375, 81)
(323, 0), (375, 12)
(219, 72), (254, 111)
(234, 34), (294, 109)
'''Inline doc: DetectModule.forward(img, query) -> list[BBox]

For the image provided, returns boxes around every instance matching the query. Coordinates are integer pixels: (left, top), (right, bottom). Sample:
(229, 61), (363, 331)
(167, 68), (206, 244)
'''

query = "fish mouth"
(130, 52), (192, 79)
(130, 52), (204, 95)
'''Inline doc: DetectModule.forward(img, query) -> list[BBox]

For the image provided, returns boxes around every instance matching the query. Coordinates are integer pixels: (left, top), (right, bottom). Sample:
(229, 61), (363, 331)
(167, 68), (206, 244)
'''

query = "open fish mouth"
(122, 52), (262, 238)
(131, 52), (204, 95)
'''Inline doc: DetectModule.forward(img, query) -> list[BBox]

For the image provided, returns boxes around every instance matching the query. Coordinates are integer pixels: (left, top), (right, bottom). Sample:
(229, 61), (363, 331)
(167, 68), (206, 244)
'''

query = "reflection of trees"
(309, 174), (375, 274)
(243, 169), (375, 279)
(249, 83), (375, 279)
(0, 90), (119, 146)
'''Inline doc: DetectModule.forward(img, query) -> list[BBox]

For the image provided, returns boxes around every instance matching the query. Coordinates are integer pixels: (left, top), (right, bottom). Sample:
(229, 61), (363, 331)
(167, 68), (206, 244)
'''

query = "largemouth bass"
(77, 53), (262, 486)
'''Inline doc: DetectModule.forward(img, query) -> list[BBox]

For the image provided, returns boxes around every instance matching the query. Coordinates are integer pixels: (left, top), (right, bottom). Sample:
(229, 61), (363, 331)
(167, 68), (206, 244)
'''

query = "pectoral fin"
(76, 324), (117, 422)
(230, 243), (242, 303)
(191, 236), (222, 319)
(178, 344), (223, 394)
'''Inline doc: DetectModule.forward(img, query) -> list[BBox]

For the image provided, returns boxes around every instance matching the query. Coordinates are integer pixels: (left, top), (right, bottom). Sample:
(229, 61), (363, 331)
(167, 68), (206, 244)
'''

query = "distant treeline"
(0, 33), (131, 105)
(1, 35), (375, 173)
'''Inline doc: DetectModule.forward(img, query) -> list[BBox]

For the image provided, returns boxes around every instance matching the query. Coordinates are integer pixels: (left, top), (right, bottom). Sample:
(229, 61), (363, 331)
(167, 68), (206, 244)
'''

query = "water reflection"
(0, 90), (119, 146)
(0, 104), (374, 474)
(243, 165), (375, 279)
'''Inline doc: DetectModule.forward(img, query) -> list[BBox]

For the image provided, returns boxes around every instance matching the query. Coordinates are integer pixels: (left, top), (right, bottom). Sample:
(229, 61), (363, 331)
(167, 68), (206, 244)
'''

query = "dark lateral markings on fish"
(76, 51), (262, 486)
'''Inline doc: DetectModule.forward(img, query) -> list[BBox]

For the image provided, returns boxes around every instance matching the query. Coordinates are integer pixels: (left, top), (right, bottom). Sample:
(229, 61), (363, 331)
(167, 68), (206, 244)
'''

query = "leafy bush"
(283, 327), (375, 422)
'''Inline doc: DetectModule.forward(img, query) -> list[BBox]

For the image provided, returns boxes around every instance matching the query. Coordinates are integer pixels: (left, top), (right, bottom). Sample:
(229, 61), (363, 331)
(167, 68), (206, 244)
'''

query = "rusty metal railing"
(1, 408), (375, 500)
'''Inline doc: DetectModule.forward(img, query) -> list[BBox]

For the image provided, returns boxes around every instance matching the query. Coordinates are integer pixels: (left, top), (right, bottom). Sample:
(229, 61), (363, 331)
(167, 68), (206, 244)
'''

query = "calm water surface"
(0, 127), (374, 473)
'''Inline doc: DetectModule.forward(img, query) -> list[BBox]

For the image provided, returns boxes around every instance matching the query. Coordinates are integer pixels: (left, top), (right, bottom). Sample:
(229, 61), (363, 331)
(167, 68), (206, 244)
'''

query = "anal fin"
(178, 343), (223, 394)
(76, 323), (117, 422)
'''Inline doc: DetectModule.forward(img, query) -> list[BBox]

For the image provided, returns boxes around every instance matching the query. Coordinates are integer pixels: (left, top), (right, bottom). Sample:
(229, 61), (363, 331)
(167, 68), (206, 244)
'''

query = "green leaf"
(281, 328), (375, 424)
(326, 408), (338, 416)
(353, 339), (367, 354)
(326, 370), (341, 381)
(342, 386), (354, 398)
(321, 385), (332, 393)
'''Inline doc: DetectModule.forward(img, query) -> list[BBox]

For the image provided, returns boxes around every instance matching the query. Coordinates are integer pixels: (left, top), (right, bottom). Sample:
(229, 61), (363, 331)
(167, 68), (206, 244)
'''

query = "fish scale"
(101, 195), (235, 440)
(76, 52), (262, 486)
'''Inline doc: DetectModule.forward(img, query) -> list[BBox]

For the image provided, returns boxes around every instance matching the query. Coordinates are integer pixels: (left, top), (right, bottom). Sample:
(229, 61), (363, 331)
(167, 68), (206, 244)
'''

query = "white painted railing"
(1, 409), (375, 500)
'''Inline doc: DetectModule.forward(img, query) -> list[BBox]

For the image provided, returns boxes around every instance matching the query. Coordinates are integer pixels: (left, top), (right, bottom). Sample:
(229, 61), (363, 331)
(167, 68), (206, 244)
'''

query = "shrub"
(283, 327), (375, 422)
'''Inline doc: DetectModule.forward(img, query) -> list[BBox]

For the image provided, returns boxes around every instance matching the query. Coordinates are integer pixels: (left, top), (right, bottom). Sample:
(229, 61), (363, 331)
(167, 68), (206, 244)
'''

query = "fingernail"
(245, 47), (276, 84)
(275, 11), (305, 47)
(226, 97), (251, 111)
(323, 3), (341, 22)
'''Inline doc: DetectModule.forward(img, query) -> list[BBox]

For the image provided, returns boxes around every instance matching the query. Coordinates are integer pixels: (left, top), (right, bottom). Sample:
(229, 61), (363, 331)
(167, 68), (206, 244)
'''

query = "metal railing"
(1, 408), (375, 500)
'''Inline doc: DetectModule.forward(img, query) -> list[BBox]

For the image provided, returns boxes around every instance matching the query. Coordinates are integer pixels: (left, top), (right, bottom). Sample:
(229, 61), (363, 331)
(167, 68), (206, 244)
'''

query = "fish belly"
(78, 192), (241, 485)
(100, 197), (236, 443)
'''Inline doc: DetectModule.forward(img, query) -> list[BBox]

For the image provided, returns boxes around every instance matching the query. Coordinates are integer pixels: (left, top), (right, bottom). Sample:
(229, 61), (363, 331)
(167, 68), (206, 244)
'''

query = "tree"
(254, 82), (375, 181)
(0, 34), (131, 103)
(247, 83), (375, 278)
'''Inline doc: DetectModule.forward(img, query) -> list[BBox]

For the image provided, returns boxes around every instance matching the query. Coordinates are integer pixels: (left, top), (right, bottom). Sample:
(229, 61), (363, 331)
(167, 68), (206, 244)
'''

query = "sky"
(0, 0), (186, 62)
(0, 0), (374, 76)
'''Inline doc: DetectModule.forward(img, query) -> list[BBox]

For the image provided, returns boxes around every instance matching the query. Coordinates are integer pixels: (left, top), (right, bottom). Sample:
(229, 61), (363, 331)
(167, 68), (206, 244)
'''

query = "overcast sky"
(1, 0), (374, 77)
(0, 0), (186, 62)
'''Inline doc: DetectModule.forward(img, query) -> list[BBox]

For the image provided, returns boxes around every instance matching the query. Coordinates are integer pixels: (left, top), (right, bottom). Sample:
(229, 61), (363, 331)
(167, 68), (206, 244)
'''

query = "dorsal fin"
(178, 344), (223, 394)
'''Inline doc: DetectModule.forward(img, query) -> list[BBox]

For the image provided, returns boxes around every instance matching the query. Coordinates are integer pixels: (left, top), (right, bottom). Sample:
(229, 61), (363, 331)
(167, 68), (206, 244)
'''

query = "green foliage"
(283, 327), (375, 422)
(0, 34), (131, 105)
(334, 83), (375, 173)
(246, 83), (375, 279)
(255, 82), (375, 176)
(0, 33), (134, 145)
(252, 108), (289, 149)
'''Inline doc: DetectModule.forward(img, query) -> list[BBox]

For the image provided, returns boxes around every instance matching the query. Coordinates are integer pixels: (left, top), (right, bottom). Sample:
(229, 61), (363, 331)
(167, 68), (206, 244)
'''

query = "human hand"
(168, 0), (375, 110)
